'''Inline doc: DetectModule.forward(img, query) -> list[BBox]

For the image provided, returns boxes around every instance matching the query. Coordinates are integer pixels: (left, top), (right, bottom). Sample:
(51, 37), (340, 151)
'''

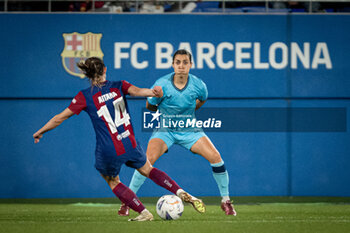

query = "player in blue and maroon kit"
(33, 57), (205, 221)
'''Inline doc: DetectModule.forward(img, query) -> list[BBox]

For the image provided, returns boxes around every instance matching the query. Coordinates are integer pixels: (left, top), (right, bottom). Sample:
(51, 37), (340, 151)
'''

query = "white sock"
(141, 209), (149, 214)
(222, 196), (230, 203)
(176, 189), (185, 196)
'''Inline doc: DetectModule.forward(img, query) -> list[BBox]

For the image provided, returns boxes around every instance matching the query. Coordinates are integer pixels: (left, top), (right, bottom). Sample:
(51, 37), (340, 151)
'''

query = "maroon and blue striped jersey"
(68, 80), (138, 157)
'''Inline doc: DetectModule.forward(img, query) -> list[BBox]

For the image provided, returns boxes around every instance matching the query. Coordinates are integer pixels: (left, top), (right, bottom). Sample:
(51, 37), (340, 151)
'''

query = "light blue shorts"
(150, 130), (207, 150)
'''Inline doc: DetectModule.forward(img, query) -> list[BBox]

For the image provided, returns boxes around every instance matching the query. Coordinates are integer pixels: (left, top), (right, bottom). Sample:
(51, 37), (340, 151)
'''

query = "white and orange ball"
(156, 195), (184, 220)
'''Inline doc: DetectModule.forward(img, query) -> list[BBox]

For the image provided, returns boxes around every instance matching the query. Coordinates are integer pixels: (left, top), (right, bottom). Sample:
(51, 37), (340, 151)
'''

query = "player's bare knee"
(137, 168), (150, 178)
(137, 161), (153, 177)
(106, 176), (120, 190)
(209, 151), (222, 164)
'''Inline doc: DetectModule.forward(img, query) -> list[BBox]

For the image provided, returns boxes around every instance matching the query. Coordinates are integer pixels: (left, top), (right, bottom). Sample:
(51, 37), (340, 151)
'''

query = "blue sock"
(211, 161), (229, 197)
(129, 170), (147, 194)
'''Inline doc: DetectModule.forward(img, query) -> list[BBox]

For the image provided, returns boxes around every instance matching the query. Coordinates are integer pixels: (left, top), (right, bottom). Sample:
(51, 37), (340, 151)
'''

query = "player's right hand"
(33, 132), (43, 143)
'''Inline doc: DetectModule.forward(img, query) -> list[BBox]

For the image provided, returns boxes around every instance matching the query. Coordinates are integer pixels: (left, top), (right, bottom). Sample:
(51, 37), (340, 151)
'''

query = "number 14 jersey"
(68, 80), (137, 157)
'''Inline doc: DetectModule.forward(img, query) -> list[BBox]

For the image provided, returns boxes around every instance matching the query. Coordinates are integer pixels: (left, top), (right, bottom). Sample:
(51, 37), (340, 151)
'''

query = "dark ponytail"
(77, 57), (105, 86)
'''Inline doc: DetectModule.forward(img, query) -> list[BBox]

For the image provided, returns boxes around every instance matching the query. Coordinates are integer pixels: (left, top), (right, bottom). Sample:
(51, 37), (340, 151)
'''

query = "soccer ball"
(156, 195), (184, 220)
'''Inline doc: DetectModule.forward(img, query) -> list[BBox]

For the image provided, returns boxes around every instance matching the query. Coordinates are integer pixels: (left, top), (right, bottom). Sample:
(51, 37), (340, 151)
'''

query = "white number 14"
(97, 97), (131, 134)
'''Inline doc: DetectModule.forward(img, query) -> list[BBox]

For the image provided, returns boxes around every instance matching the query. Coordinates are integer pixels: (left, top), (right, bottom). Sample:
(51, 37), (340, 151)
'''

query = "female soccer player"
(120, 50), (237, 216)
(33, 57), (205, 221)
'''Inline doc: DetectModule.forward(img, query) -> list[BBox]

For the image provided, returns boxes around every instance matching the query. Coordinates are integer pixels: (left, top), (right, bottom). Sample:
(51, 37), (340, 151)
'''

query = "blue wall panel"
(2, 14), (349, 98)
(1, 13), (349, 198)
(0, 99), (289, 198)
(291, 100), (350, 196)
(290, 16), (350, 97)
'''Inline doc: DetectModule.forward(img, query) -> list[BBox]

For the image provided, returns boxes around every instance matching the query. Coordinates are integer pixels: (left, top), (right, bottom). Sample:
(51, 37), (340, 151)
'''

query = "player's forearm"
(129, 86), (154, 97)
(133, 88), (155, 97)
(34, 108), (74, 143)
(37, 115), (65, 134)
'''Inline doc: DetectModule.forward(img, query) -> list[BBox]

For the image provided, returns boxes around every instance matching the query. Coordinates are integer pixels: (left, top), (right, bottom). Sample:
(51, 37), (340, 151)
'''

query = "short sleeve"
(121, 80), (133, 95)
(68, 91), (87, 115)
(198, 80), (208, 101)
(147, 96), (161, 106)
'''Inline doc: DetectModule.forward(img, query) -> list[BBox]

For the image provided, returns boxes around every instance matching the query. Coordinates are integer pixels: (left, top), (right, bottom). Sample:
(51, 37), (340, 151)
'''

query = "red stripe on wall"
(69, 58), (75, 72)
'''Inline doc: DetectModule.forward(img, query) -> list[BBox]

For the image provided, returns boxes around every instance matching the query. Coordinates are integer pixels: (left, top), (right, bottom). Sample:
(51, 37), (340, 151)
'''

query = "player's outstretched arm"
(128, 85), (163, 98)
(33, 108), (75, 143)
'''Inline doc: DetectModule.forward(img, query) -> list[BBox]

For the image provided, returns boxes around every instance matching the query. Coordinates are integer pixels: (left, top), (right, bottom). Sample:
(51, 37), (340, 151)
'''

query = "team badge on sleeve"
(61, 32), (104, 78)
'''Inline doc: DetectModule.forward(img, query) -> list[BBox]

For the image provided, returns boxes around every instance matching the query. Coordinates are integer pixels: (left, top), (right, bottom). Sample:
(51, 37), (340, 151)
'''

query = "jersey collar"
(171, 73), (190, 92)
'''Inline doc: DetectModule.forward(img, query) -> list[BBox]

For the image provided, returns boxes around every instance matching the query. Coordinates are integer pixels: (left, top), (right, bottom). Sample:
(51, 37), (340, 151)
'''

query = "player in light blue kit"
(119, 49), (236, 216)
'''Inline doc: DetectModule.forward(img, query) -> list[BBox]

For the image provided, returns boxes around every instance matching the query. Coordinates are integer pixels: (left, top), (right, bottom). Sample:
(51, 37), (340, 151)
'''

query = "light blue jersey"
(147, 72), (208, 150)
(148, 72), (208, 122)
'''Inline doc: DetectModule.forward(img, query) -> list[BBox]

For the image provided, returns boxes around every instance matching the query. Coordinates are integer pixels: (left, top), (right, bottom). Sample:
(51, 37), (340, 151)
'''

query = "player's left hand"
(153, 86), (163, 98)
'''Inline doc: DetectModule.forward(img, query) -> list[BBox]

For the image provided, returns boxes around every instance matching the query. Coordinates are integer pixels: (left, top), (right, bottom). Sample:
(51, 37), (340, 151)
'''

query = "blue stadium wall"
(0, 14), (349, 198)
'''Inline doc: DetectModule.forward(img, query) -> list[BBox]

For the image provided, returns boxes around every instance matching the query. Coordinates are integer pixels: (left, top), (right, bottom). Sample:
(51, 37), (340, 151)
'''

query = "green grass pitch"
(0, 197), (349, 233)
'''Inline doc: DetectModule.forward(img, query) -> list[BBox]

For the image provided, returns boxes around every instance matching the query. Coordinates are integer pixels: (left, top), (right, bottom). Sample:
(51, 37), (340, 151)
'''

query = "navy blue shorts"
(94, 144), (147, 177)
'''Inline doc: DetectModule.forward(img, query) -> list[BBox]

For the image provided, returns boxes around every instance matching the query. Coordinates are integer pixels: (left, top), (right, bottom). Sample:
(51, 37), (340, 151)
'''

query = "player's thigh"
(190, 136), (222, 164)
(146, 138), (168, 164)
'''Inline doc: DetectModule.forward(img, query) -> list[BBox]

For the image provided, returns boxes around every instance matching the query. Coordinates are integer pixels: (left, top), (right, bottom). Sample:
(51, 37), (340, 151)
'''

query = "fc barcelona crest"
(61, 32), (104, 78)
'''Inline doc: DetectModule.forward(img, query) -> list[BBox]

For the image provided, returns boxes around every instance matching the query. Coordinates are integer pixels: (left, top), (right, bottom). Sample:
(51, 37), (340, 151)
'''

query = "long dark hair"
(77, 57), (105, 86)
